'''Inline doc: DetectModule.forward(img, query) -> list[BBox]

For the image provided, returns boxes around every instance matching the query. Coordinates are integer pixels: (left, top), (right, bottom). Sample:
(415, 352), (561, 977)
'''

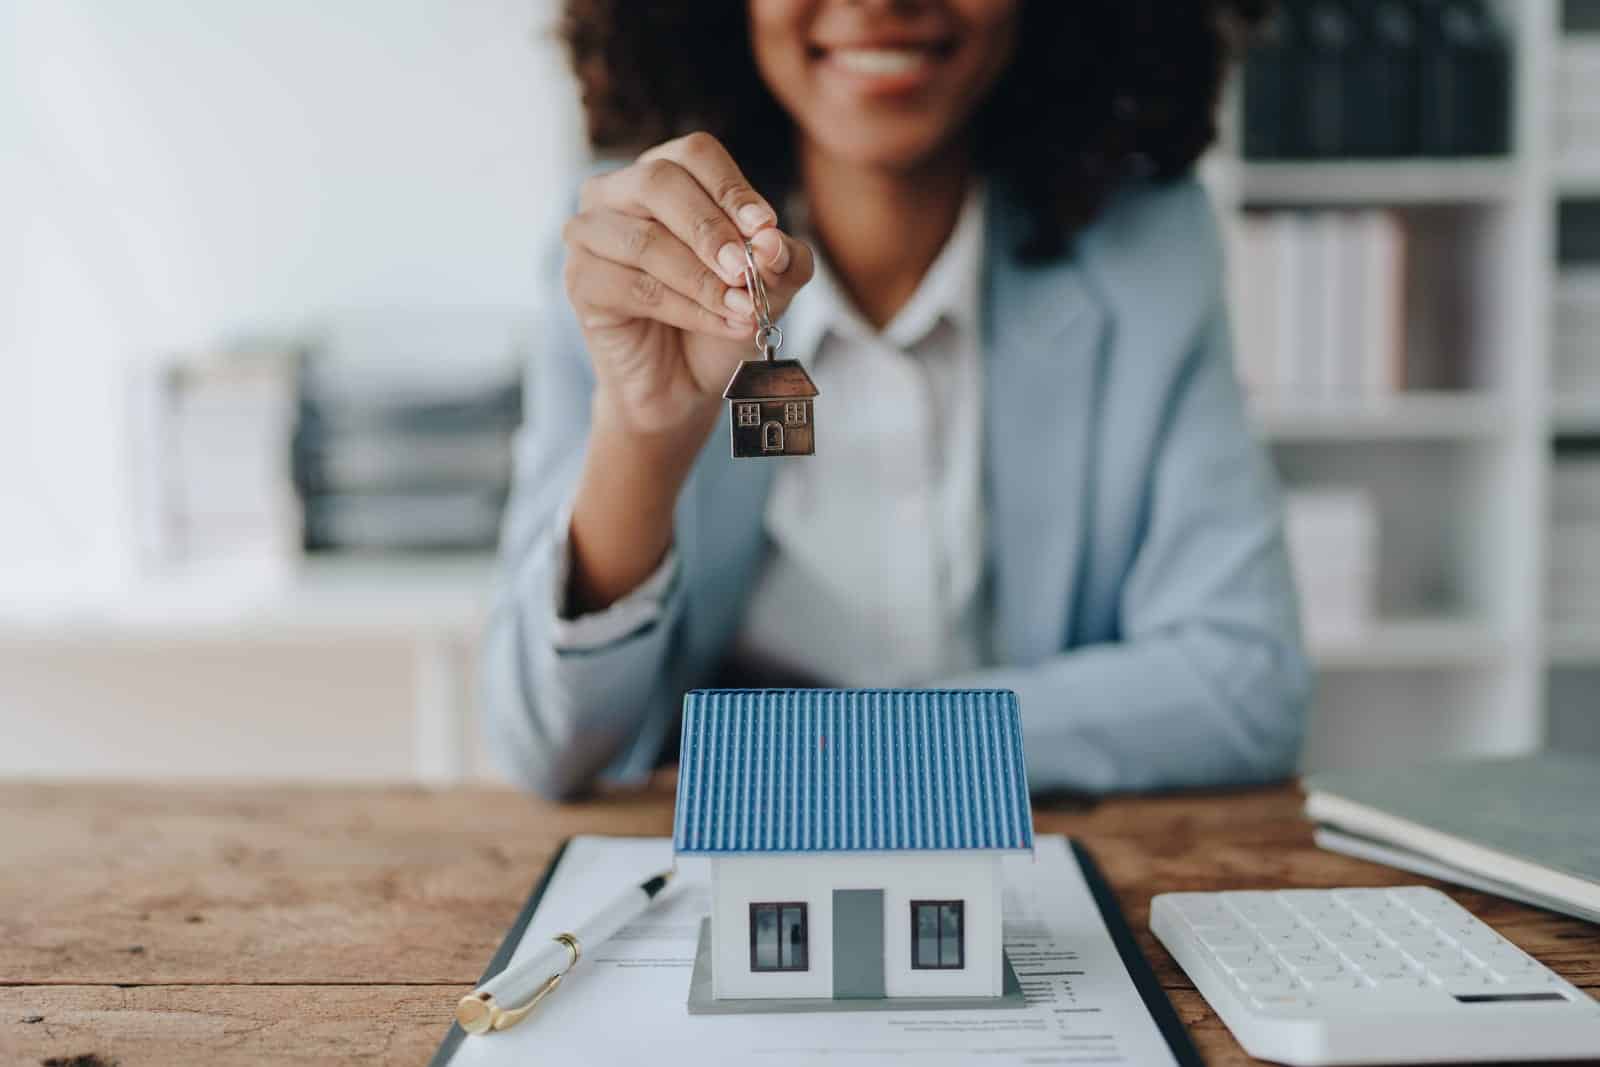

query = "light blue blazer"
(483, 176), (1312, 800)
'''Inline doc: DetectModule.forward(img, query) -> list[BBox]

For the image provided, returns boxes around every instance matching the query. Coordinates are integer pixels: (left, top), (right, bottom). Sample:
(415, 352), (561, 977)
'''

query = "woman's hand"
(563, 132), (815, 437)
(561, 133), (813, 614)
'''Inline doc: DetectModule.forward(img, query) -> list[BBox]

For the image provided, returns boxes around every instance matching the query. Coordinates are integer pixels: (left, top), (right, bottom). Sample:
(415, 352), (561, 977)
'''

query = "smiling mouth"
(810, 41), (957, 78)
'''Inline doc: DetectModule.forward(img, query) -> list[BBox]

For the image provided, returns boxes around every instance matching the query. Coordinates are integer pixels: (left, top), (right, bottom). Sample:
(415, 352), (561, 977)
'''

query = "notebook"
(1304, 754), (1600, 923)
(431, 834), (1200, 1067)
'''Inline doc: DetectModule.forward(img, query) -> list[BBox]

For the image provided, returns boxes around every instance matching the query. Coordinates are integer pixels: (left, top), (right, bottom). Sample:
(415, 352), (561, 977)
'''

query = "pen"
(455, 869), (675, 1035)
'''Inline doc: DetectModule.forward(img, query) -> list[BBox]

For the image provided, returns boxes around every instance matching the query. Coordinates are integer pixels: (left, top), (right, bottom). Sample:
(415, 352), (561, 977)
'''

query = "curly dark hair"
(562, 1), (1268, 261)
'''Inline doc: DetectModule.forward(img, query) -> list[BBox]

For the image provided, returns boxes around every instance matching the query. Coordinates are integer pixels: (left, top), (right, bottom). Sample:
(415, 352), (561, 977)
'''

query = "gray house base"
(686, 919), (1027, 1015)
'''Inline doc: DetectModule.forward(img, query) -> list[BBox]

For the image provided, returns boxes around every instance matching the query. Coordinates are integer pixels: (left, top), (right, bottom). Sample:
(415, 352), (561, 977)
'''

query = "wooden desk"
(2, 782), (1595, 1066)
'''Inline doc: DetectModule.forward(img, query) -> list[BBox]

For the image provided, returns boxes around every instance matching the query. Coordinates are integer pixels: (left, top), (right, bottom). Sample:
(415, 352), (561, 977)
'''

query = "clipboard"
(431, 837), (1202, 1067)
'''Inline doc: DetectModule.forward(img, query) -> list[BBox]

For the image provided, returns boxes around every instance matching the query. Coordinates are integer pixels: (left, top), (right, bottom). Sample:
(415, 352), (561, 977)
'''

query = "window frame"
(749, 901), (809, 973)
(737, 402), (760, 427)
(910, 900), (965, 970)
(783, 401), (807, 426)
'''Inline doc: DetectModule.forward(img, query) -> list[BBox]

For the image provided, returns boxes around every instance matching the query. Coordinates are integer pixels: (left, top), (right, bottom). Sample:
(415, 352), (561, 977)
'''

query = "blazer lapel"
(982, 194), (1109, 665)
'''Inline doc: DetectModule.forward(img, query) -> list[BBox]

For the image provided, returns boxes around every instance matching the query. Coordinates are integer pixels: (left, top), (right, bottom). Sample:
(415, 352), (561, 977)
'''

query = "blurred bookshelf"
(1548, 623), (1600, 664)
(1249, 391), (1512, 441)
(1224, 159), (1518, 206)
(1213, 0), (1581, 768)
(1310, 619), (1514, 670)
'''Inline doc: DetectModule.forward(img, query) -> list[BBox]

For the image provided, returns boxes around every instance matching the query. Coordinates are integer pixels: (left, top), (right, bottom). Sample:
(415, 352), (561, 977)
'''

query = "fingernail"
(738, 203), (774, 233)
(724, 288), (754, 317)
(717, 243), (745, 283)
(754, 229), (787, 272)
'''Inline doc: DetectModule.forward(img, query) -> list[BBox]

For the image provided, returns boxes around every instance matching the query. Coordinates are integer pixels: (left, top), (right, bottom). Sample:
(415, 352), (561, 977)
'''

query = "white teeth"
(829, 48), (929, 76)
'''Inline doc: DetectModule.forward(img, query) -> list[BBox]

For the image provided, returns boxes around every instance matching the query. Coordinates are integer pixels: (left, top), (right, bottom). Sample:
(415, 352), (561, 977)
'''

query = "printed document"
(448, 834), (1179, 1066)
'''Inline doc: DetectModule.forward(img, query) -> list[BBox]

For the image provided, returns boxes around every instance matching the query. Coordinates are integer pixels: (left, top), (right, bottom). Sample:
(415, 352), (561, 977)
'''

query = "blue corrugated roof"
(673, 689), (1033, 854)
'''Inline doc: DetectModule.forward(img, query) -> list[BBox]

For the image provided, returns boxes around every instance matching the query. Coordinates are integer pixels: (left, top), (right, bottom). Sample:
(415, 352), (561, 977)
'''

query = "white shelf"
(1554, 161), (1600, 197)
(0, 553), (497, 645)
(1231, 160), (1517, 206)
(1549, 397), (1600, 434)
(1310, 620), (1512, 671)
(1251, 393), (1511, 442)
(1548, 624), (1600, 666)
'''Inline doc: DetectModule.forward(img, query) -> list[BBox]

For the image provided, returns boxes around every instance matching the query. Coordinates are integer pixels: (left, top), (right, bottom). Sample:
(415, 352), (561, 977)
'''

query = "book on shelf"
(127, 339), (305, 584)
(1553, 268), (1600, 396)
(292, 308), (530, 554)
(301, 489), (508, 553)
(1242, 0), (1510, 160)
(1225, 209), (1406, 400)
(1548, 450), (1600, 623)
(1555, 36), (1600, 165)
(1284, 488), (1378, 640)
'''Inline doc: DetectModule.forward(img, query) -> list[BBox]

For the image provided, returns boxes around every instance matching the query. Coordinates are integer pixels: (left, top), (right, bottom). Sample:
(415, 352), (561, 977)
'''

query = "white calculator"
(1150, 887), (1600, 1065)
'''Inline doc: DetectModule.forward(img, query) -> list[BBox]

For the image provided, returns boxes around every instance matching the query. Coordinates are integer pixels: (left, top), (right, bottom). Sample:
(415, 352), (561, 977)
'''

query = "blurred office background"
(3, 0), (1597, 785)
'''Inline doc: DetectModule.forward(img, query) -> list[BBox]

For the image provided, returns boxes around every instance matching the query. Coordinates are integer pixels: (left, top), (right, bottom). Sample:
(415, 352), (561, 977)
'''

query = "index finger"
(642, 131), (777, 238)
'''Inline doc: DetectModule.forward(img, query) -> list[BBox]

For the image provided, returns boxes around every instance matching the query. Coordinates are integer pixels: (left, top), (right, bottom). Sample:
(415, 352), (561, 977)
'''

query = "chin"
(808, 121), (960, 173)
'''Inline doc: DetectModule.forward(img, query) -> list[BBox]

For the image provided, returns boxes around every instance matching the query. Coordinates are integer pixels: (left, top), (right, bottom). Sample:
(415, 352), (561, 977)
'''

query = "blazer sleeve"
(942, 293), (1313, 794)
(478, 240), (688, 801)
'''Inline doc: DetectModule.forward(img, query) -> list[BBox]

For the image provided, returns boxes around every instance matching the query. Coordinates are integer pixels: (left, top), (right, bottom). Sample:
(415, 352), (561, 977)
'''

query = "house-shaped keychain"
(674, 688), (1033, 1014)
(722, 240), (818, 458)
(723, 360), (818, 457)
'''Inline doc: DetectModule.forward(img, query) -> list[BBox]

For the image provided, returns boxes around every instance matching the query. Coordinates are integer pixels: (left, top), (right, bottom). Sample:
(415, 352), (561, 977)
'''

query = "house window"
(911, 901), (964, 970)
(762, 421), (784, 452)
(784, 401), (807, 426)
(737, 403), (760, 427)
(750, 902), (808, 972)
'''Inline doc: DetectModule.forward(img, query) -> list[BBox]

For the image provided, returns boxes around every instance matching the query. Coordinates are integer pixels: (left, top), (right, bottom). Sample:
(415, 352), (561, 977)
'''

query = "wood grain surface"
(1, 779), (1595, 1066)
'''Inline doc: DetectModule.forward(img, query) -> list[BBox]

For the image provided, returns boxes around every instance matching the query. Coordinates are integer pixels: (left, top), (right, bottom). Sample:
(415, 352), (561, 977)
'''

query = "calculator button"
(1337, 953), (1401, 979)
(1250, 993), (1316, 1013)
(1280, 949), (1342, 972)
(1236, 974), (1303, 996)
(1332, 889), (1392, 907)
(1383, 928), (1444, 948)
(1167, 895), (1231, 920)
(1299, 974), (1372, 993)
(1406, 944), (1464, 964)
(1391, 887), (1468, 917)
(1371, 915), (1428, 937)
(1224, 897), (1293, 924)
(1197, 928), (1258, 950)
(1256, 926), (1319, 950)
(1370, 971), (1430, 989)
(1209, 947), (1266, 971)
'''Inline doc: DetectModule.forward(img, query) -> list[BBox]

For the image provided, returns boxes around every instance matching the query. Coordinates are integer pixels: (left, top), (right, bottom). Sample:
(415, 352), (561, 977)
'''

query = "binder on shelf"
(1240, 0), (1510, 159)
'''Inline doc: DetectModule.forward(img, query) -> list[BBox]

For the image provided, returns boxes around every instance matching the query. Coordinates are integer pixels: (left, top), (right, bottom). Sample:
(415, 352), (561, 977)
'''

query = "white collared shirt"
(551, 187), (990, 686)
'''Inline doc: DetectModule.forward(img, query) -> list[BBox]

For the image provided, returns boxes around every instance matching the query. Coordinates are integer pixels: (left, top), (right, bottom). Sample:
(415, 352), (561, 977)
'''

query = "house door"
(762, 421), (783, 452)
(831, 889), (884, 999)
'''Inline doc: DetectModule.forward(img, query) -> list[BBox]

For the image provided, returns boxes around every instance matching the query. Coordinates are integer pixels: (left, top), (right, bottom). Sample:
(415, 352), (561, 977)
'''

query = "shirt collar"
(780, 182), (987, 366)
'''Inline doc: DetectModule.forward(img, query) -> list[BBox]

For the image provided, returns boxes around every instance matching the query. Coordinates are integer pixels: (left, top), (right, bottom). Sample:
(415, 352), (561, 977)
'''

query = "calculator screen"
(1453, 992), (1569, 1005)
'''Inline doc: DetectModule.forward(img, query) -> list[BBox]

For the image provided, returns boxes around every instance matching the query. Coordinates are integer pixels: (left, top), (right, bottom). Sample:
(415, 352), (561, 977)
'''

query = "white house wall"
(709, 851), (1004, 1000)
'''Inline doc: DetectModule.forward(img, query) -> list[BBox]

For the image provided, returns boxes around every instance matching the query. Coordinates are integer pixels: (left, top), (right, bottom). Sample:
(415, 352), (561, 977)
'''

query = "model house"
(674, 688), (1034, 1012)
(722, 359), (818, 457)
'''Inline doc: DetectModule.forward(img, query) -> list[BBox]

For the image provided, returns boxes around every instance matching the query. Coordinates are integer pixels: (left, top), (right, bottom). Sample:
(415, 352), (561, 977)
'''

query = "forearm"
(567, 390), (716, 613)
(942, 625), (1311, 795)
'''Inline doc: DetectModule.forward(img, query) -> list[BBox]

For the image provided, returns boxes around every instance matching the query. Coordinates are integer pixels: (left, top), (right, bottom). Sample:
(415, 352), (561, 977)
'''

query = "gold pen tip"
(457, 991), (495, 1035)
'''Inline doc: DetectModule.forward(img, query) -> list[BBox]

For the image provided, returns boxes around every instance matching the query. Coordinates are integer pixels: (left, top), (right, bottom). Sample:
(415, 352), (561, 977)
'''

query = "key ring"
(742, 240), (783, 361)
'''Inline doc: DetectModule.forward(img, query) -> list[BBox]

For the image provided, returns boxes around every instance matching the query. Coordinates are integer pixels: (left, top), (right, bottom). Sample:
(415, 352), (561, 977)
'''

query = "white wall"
(2, 1), (583, 781)
(4, 0), (582, 593)
(709, 851), (1005, 1001)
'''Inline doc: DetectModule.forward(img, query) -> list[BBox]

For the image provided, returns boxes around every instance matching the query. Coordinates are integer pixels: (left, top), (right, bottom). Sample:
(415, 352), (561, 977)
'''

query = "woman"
(484, 0), (1309, 800)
